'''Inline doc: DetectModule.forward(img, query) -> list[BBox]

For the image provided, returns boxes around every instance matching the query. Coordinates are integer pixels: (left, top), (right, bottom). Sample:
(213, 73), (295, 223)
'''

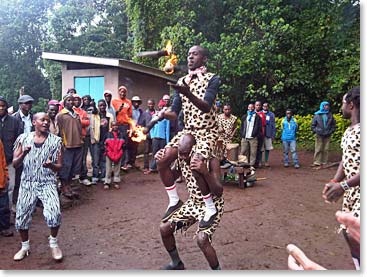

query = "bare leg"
(19, 229), (29, 242)
(196, 232), (220, 269)
(50, 226), (59, 238)
(160, 221), (184, 269)
(157, 147), (179, 187)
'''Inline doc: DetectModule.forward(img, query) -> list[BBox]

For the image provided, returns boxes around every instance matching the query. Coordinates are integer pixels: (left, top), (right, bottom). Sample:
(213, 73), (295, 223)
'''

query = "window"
(74, 76), (104, 102)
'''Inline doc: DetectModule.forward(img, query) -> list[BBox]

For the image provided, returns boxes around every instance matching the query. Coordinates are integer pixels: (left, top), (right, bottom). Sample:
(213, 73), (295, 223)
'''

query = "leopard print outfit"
(216, 113), (237, 158)
(340, 123), (360, 230)
(166, 73), (219, 160)
(168, 156), (224, 241)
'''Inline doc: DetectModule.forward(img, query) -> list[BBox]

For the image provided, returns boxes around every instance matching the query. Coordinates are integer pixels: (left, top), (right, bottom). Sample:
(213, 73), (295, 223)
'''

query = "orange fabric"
(73, 107), (90, 137)
(111, 98), (132, 125)
(0, 140), (8, 189)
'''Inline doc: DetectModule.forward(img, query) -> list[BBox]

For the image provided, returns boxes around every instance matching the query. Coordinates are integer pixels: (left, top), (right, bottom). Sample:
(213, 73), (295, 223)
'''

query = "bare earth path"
(0, 149), (355, 270)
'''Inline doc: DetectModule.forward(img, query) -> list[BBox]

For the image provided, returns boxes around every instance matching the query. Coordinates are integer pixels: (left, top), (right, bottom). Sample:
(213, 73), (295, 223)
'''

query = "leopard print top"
(341, 123), (360, 222)
(177, 73), (217, 130)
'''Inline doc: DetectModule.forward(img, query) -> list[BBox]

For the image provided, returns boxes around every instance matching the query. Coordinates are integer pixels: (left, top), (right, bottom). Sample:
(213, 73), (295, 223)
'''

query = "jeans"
(282, 140), (299, 165)
(91, 142), (106, 179)
(0, 187), (10, 230)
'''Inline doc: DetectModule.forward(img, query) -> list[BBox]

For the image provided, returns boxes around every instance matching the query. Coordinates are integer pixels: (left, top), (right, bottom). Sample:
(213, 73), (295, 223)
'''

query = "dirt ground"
(0, 149), (356, 270)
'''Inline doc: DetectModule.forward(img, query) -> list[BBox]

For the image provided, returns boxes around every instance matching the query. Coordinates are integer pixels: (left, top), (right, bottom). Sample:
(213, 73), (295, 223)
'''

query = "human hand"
(190, 155), (208, 174)
(335, 211), (360, 244)
(23, 145), (32, 156)
(287, 244), (326, 270)
(167, 82), (190, 96)
(322, 182), (344, 203)
(154, 148), (166, 161)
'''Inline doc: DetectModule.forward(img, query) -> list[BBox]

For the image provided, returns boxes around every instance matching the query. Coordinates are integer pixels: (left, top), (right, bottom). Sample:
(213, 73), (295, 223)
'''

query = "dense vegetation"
(0, 0), (359, 117)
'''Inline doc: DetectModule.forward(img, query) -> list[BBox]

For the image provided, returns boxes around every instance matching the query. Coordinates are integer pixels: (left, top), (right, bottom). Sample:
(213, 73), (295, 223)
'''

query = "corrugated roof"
(42, 52), (177, 82)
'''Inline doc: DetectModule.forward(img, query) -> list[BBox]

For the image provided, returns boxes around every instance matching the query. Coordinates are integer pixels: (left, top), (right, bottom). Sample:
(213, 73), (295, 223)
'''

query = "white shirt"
(19, 110), (32, 134)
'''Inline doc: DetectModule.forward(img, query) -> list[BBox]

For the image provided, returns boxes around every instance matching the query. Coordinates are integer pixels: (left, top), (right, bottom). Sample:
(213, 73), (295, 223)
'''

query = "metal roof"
(42, 52), (177, 82)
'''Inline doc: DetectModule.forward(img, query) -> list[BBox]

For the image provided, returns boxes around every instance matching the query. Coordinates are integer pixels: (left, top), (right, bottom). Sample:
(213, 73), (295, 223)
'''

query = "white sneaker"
(80, 179), (92, 186)
(51, 246), (63, 261)
(14, 248), (30, 261)
(91, 177), (98, 185)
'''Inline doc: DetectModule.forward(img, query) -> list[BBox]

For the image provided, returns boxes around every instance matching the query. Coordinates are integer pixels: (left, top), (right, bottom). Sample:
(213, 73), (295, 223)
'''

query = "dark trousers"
(143, 137), (153, 169)
(150, 138), (166, 170)
(0, 187), (10, 230)
(255, 135), (264, 166)
(12, 165), (23, 205)
(128, 140), (139, 166)
(81, 136), (92, 180)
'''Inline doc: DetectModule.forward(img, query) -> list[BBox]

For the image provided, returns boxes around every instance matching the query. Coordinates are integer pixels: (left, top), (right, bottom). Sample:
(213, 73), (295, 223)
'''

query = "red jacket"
(104, 130), (125, 163)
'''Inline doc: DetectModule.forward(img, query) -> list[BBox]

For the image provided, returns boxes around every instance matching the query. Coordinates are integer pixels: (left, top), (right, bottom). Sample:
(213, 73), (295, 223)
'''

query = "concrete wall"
(61, 64), (119, 100)
(118, 68), (171, 111)
(61, 63), (174, 111)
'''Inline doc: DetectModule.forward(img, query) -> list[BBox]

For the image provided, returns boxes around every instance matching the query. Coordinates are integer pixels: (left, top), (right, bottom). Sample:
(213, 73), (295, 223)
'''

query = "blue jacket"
(281, 117), (298, 142)
(150, 118), (170, 144)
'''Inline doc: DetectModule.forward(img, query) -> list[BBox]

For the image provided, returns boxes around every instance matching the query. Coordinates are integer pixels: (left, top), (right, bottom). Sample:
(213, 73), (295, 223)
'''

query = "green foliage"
(32, 97), (49, 113)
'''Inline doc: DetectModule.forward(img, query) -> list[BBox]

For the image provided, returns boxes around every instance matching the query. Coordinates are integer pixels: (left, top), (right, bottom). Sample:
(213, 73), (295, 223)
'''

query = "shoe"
(161, 200), (183, 222)
(264, 162), (270, 167)
(80, 179), (92, 186)
(0, 229), (14, 237)
(294, 164), (300, 169)
(51, 247), (63, 261)
(121, 165), (128, 171)
(99, 178), (105, 183)
(104, 184), (110, 190)
(311, 163), (320, 167)
(199, 212), (218, 229)
(161, 261), (185, 270)
(126, 164), (133, 169)
(14, 248), (30, 261)
(284, 163), (289, 168)
(144, 170), (152, 175)
(91, 178), (98, 185)
(114, 184), (120, 189)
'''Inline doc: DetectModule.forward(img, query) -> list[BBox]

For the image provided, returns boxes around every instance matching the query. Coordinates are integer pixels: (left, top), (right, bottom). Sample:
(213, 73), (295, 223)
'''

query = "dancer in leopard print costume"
(322, 87), (360, 269)
(156, 46), (221, 231)
(157, 134), (224, 270)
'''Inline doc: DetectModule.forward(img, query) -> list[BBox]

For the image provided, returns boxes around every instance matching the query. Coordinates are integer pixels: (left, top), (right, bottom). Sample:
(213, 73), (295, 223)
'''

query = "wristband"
(340, 180), (350, 191)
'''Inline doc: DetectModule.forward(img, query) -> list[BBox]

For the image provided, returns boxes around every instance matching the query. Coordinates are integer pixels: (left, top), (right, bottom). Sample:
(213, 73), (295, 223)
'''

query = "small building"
(42, 52), (177, 110)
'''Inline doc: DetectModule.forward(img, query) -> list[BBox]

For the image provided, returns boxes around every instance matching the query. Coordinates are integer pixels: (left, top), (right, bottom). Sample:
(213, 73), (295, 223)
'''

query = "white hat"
(131, 96), (142, 102)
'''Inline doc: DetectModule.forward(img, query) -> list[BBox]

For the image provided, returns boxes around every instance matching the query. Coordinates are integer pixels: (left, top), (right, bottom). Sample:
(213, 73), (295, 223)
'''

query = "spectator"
(56, 94), (83, 200)
(104, 122), (125, 190)
(111, 85), (132, 170)
(254, 100), (266, 168)
(162, 94), (178, 140)
(0, 96), (22, 213)
(0, 139), (12, 237)
(13, 95), (35, 134)
(103, 90), (116, 121)
(262, 102), (276, 167)
(311, 101), (336, 167)
(322, 87), (360, 269)
(47, 103), (59, 136)
(73, 95), (92, 186)
(140, 99), (156, 174)
(12, 112), (63, 261)
(281, 109), (300, 168)
(146, 100), (170, 174)
(90, 100), (113, 185)
(127, 95), (143, 169)
(239, 103), (262, 168)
